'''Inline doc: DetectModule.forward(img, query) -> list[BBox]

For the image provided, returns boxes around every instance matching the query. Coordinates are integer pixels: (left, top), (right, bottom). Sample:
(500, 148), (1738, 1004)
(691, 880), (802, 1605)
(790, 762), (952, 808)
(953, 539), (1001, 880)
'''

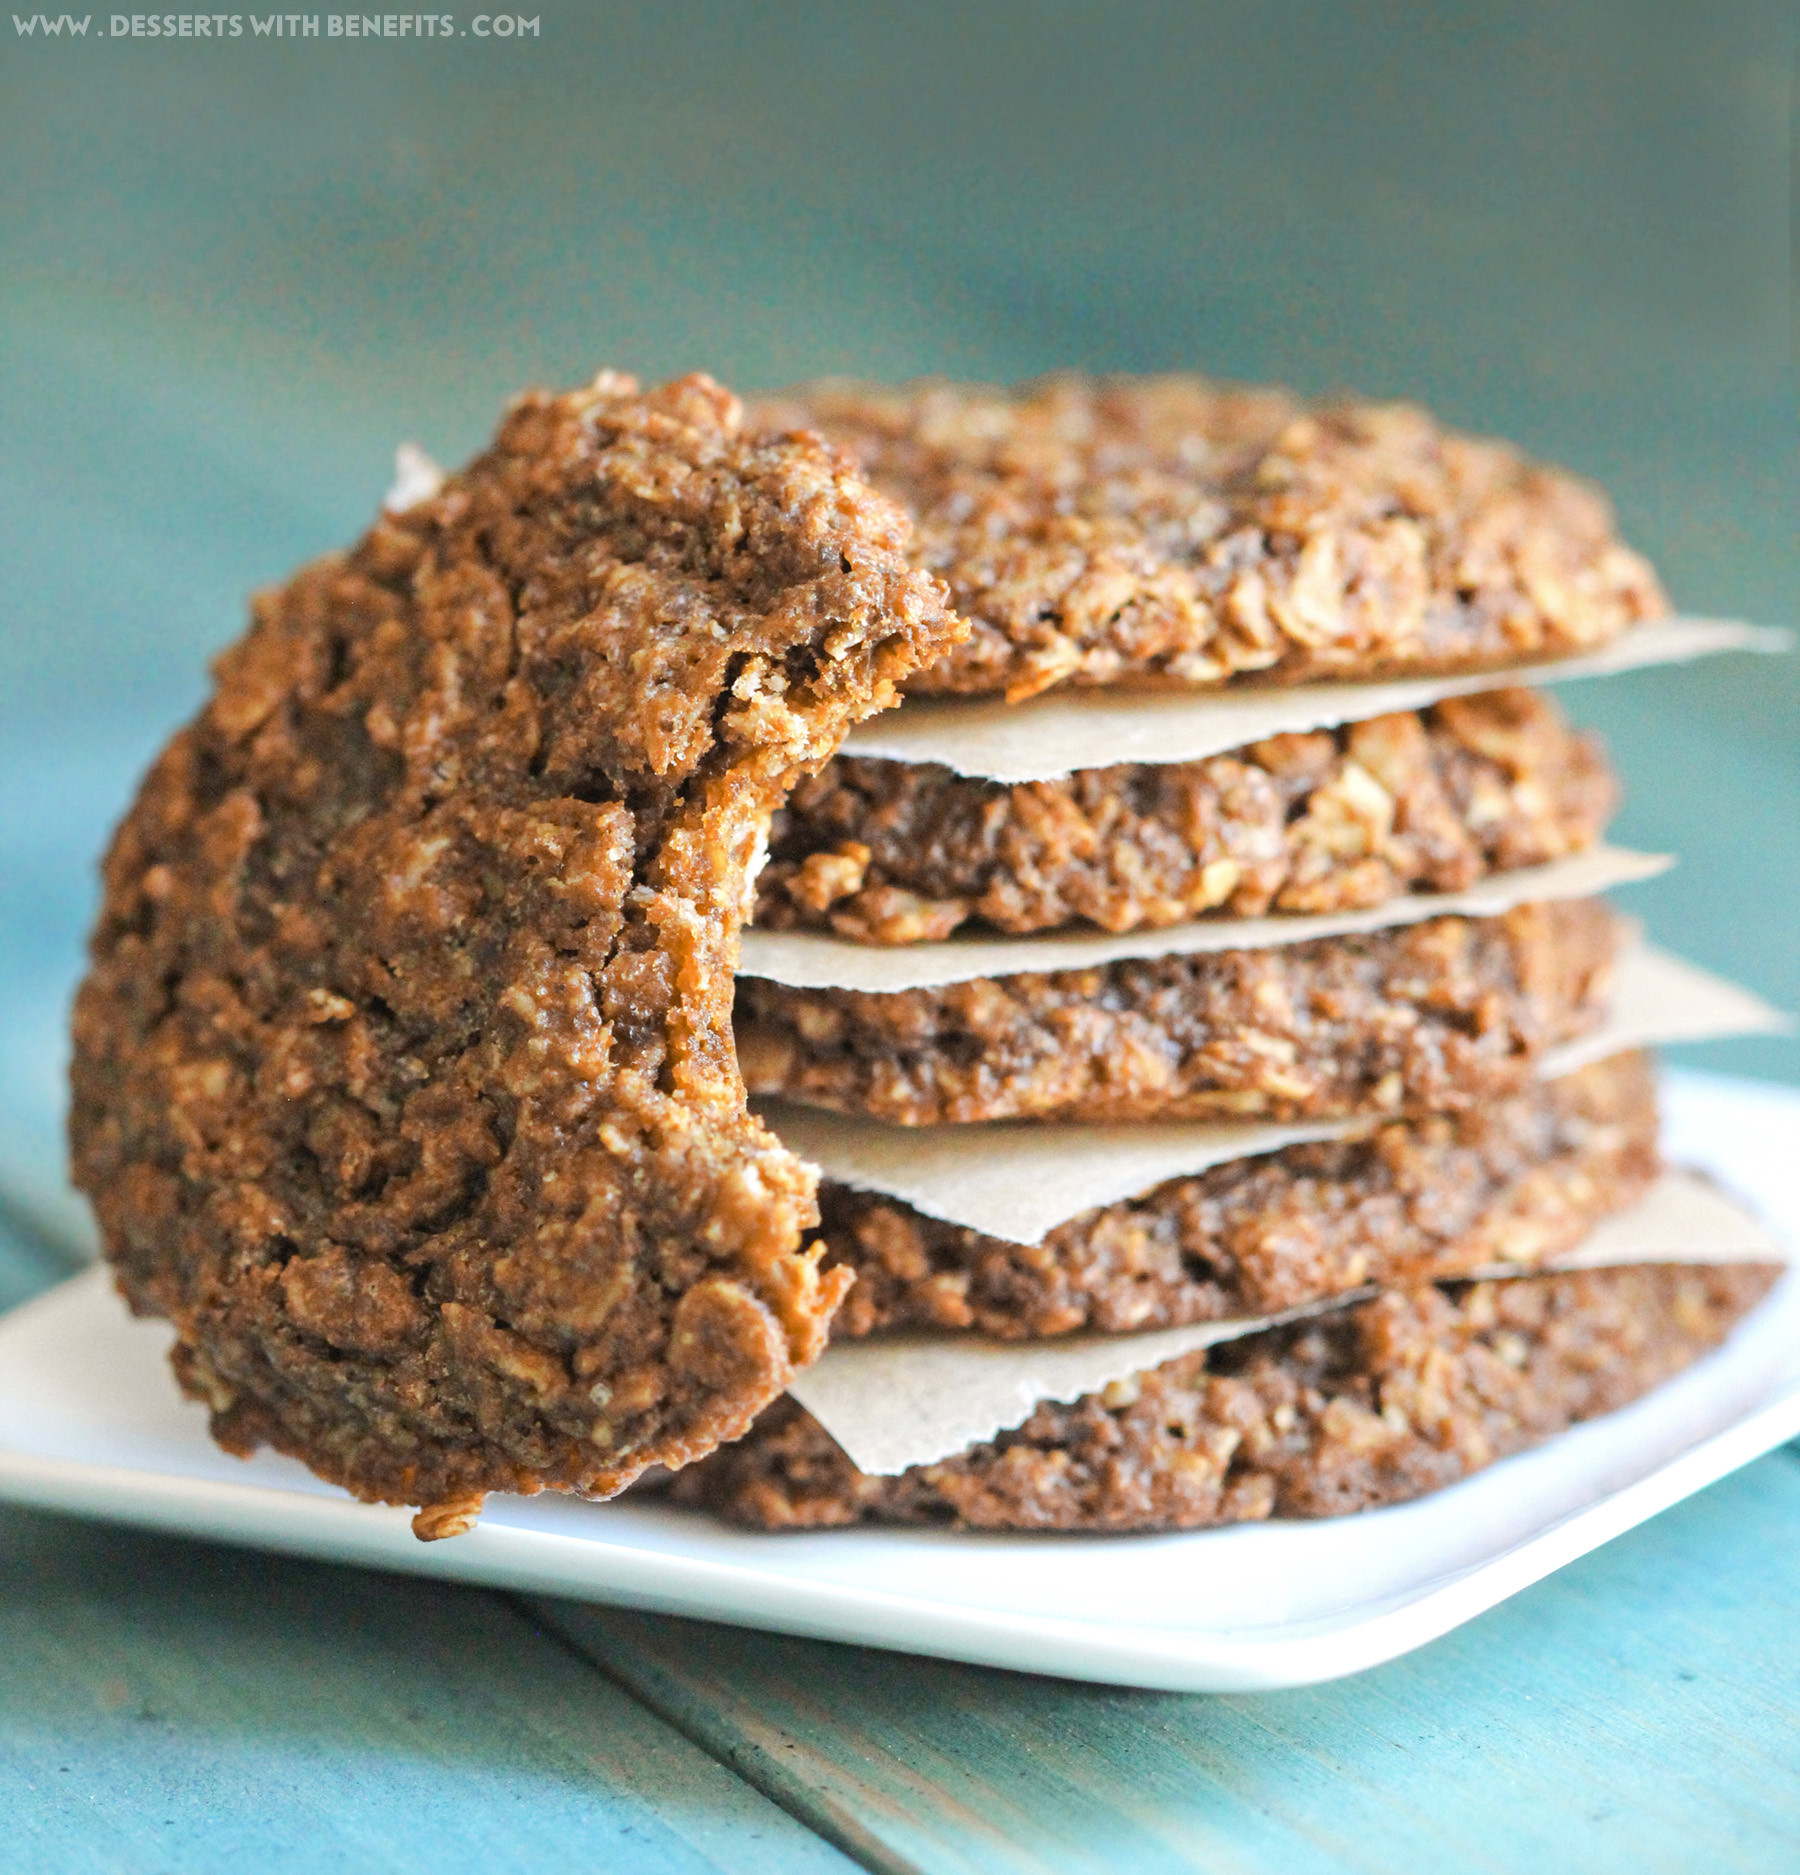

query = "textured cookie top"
(70, 371), (962, 1530)
(749, 375), (1667, 699)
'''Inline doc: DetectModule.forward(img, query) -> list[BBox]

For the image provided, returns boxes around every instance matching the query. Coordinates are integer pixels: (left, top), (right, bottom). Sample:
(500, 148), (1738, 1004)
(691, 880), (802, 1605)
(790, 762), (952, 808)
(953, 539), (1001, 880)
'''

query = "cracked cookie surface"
(749, 375), (1666, 699)
(70, 371), (963, 1529)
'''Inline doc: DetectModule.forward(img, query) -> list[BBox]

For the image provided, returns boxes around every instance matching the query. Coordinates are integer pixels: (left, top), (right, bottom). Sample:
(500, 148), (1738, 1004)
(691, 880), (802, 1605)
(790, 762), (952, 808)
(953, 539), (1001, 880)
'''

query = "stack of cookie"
(70, 367), (1784, 1543)
(671, 376), (1787, 1530)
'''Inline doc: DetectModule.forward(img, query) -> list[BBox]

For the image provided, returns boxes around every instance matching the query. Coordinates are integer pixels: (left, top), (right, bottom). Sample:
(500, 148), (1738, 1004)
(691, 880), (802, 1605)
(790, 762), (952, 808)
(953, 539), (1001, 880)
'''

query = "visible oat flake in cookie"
(821, 1052), (1661, 1339)
(757, 688), (1616, 943)
(69, 371), (963, 1536)
(737, 900), (1621, 1127)
(749, 376), (1667, 699)
(679, 1264), (1777, 1531)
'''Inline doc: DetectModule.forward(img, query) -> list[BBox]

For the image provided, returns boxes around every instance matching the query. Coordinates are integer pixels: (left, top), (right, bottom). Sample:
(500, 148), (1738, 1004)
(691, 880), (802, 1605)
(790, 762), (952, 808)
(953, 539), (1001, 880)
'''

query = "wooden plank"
(0, 1503), (855, 1875)
(0, 1232), (857, 1870)
(538, 1452), (1800, 1875)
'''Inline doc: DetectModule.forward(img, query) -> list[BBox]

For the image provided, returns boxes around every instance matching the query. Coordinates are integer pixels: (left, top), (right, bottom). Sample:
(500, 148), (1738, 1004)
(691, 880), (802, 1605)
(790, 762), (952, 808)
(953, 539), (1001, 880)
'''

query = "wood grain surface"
(538, 1459), (1800, 1875)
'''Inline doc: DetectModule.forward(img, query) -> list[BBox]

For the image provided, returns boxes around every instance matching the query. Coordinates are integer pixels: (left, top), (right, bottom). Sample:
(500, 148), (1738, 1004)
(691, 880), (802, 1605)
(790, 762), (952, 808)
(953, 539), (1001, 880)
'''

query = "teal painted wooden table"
(3, 6), (1794, 1866)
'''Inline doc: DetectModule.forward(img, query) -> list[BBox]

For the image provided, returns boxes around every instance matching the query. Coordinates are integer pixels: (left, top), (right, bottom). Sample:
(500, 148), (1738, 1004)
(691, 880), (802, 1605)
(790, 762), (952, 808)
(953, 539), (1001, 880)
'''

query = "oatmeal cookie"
(823, 1051), (1658, 1337)
(69, 371), (963, 1532)
(749, 375), (1666, 699)
(757, 688), (1615, 943)
(736, 899), (1619, 1126)
(677, 1262), (1777, 1530)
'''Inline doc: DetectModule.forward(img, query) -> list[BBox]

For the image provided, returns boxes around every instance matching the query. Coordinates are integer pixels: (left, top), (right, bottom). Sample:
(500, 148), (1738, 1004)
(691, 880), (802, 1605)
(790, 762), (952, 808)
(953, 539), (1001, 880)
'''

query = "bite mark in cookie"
(70, 371), (964, 1532)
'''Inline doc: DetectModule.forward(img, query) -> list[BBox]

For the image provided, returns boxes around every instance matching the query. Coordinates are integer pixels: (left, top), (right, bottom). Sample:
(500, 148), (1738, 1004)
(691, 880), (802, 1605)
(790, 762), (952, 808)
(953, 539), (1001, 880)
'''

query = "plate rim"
(2, 1283), (1797, 1693)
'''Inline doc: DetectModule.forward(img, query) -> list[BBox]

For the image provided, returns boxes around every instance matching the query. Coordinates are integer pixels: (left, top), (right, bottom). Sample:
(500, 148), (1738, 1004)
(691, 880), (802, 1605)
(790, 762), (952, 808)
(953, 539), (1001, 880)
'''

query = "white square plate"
(2, 1068), (1796, 1693)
